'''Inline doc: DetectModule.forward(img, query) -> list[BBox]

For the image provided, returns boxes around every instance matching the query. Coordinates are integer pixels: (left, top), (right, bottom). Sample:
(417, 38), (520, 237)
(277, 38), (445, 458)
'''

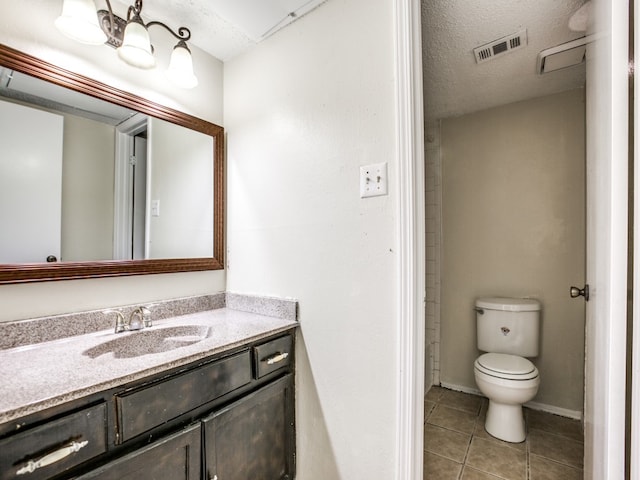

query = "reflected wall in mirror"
(0, 44), (224, 283)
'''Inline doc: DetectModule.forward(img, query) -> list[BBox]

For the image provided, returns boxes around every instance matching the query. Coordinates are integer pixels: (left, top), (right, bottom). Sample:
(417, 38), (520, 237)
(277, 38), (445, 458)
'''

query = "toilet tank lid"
(476, 297), (541, 312)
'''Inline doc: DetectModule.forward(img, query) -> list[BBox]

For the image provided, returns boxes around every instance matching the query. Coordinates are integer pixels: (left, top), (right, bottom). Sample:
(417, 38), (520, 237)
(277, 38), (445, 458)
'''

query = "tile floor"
(424, 386), (584, 480)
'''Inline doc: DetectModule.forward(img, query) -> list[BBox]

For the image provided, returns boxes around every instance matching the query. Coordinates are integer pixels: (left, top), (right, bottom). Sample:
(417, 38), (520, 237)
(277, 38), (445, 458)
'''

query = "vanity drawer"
(0, 403), (107, 480)
(76, 423), (201, 480)
(116, 350), (252, 443)
(253, 335), (293, 379)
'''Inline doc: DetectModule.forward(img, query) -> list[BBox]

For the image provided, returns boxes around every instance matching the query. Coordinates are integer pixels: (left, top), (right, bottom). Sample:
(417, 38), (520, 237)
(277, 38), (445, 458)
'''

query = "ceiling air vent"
(473, 30), (528, 64)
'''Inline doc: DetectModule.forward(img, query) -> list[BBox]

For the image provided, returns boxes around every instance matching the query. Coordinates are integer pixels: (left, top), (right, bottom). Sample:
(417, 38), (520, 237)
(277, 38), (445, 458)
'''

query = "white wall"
(224, 0), (399, 477)
(148, 117), (214, 259)
(440, 89), (586, 414)
(61, 114), (115, 261)
(0, 1), (225, 321)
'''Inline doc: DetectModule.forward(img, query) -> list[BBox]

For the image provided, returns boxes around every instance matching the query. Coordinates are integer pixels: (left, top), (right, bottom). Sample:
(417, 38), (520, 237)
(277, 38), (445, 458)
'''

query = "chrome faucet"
(104, 306), (152, 333)
(128, 306), (152, 331)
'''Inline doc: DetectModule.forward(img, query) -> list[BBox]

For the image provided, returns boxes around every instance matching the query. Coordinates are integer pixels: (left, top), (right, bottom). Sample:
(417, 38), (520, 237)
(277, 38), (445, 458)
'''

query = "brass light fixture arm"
(146, 22), (192, 42)
(96, 0), (192, 48)
(103, 0), (115, 37)
(125, 0), (191, 42)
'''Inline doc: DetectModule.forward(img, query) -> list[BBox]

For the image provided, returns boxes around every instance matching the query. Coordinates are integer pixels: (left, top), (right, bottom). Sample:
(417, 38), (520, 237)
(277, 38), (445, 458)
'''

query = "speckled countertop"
(0, 294), (298, 425)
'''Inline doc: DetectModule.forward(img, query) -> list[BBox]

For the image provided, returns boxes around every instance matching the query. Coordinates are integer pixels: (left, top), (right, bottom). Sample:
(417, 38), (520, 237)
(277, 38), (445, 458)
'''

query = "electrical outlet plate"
(360, 162), (388, 198)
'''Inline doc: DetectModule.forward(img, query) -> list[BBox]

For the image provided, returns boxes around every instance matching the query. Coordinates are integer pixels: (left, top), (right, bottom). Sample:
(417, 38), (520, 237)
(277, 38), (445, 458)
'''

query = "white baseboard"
(439, 381), (483, 396)
(438, 382), (583, 421)
(524, 401), (582, 420)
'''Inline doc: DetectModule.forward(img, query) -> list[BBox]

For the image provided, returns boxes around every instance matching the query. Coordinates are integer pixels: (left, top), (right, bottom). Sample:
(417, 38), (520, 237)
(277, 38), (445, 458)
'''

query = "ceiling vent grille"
(473, 30), (528, 64)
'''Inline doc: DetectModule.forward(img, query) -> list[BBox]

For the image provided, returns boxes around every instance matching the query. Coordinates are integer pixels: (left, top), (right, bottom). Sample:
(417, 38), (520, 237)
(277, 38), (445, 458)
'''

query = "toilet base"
(484, 401), (526, 443)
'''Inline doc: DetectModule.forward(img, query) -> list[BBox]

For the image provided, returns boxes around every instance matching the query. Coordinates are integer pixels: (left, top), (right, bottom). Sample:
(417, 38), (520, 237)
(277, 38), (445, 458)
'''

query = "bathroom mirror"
(0, 44), (224, 284)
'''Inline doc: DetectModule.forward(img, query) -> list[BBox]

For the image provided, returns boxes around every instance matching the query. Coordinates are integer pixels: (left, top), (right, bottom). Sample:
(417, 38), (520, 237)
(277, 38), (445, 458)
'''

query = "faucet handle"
(104, 309), (127, 333)
(140, 306), (152, 328)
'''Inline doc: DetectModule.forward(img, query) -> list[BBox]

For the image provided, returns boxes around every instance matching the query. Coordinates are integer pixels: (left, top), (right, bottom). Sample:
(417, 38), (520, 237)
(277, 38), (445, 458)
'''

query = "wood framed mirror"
(0, 43), (224, 284)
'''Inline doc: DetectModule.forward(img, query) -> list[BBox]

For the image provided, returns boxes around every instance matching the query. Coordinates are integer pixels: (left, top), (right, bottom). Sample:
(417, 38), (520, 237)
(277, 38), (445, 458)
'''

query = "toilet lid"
(475, 353), (538, 379)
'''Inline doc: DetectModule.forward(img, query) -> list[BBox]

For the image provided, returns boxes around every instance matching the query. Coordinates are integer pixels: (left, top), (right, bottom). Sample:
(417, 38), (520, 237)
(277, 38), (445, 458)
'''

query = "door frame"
(394, 0), (426, 478)
(113, 114), (147, 260)
(632, 0), (640, 476)
(583, 0), (629, 477)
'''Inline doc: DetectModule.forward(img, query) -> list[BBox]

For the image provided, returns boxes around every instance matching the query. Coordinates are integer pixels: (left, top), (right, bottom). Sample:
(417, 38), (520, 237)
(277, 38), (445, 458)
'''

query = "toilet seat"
(474, 353), (538, 381)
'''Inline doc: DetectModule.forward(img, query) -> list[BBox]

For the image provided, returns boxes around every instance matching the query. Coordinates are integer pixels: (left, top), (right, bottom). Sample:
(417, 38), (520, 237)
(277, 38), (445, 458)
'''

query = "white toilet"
(473, 297), (541, 443)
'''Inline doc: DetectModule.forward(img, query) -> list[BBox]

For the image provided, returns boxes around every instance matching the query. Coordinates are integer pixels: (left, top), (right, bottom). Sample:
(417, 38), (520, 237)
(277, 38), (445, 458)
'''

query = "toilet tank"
(476, 297), (541, 357)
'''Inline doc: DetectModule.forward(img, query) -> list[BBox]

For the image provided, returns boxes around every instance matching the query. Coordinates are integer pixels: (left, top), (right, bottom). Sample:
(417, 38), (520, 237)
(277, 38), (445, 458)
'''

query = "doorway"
(421, 0), (630, 477)
(113, 114), (149, 260)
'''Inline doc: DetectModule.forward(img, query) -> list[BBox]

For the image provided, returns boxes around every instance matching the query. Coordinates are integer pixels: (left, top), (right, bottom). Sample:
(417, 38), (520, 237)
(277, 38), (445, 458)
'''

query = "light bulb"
(166, 41), (198, 89)
(55, 0), (107, 45)
(118, 16), (155, 69)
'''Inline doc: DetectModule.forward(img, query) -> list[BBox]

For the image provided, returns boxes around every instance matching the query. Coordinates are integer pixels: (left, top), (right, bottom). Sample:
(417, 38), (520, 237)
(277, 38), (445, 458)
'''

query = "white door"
(583, 0), (629, 477)
(0, 99), (63, 263)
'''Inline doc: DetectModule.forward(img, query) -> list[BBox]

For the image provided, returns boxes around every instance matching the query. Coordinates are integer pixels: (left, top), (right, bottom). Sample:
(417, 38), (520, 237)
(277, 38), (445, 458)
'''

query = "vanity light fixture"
(55, 0), (198, 89)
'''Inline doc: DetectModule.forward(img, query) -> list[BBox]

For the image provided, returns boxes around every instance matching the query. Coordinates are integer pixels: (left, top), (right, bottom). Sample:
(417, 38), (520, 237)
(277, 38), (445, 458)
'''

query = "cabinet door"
(203, 374), (295, 480)
(76, 424), (201, 480)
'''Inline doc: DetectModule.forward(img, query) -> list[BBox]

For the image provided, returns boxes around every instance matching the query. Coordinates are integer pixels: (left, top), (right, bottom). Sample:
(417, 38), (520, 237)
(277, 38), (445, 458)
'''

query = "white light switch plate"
(360, 162), (388, 198)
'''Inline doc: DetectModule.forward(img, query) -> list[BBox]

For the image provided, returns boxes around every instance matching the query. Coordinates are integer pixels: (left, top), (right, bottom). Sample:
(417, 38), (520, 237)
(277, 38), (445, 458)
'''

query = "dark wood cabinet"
(77, 424), (201, 480)
(115, 351), (252, 443)
(0, 403), (107, 480)
(0, 331), (295, 480)
(203, 374), (294, 480)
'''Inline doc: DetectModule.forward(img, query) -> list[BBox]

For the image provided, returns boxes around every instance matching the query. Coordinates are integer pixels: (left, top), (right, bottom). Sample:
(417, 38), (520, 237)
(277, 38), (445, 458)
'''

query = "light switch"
(360, 162), (388, 198)
(151, 199), (160, 217)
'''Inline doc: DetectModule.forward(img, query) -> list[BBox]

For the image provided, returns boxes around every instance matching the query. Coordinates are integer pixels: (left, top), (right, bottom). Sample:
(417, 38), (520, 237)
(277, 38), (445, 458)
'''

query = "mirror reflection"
(0, 67), (214, 264)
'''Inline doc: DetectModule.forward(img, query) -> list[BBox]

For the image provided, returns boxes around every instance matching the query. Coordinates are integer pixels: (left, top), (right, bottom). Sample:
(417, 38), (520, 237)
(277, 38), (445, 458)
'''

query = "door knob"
(570, 284), (589, 301)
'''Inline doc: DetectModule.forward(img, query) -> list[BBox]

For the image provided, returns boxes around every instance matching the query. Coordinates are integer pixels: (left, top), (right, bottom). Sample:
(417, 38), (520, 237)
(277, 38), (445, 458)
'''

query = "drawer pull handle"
(266, 352), (289, 365)
(16, 440), (88, 475)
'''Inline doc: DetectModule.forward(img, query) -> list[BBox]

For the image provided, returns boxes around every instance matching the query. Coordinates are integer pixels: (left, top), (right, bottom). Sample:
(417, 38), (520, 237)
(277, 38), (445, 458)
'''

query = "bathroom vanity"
(0, 295), (297, 480)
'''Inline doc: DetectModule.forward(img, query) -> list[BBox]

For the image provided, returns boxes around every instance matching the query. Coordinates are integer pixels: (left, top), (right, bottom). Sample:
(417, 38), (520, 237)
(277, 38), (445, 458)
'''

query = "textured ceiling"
(107, 0), (587, 119)
(422, 0), (588, 121)
(114, 0), (327, 62)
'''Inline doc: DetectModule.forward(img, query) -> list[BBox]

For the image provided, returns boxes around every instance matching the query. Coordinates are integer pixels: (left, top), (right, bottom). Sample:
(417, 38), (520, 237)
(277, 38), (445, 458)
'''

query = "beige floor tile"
(426, 385), (446, 403)
(529, 454), (583, 480)
(424, 452), (462, 480)
(472, 421), (526, 453)
(526, 409), (583, 442)
(460, 466), (504, 480)
(439, 389), (483, 415)
(479, 398), (488, 417)
(423, 388), (586, 480)
(425, 400), (436, 421)
(428, 404), (477, 435)
(529, 429), (583, 469)
(465, 437), (526, 480)
(424, 423), (472, 463)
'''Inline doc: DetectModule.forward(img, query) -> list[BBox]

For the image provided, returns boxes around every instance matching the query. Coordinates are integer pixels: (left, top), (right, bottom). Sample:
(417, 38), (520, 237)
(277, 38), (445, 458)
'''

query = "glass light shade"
(166, 43), (198, 89)
(55, 0), (107, 45)
(117, 17), (155, 69)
